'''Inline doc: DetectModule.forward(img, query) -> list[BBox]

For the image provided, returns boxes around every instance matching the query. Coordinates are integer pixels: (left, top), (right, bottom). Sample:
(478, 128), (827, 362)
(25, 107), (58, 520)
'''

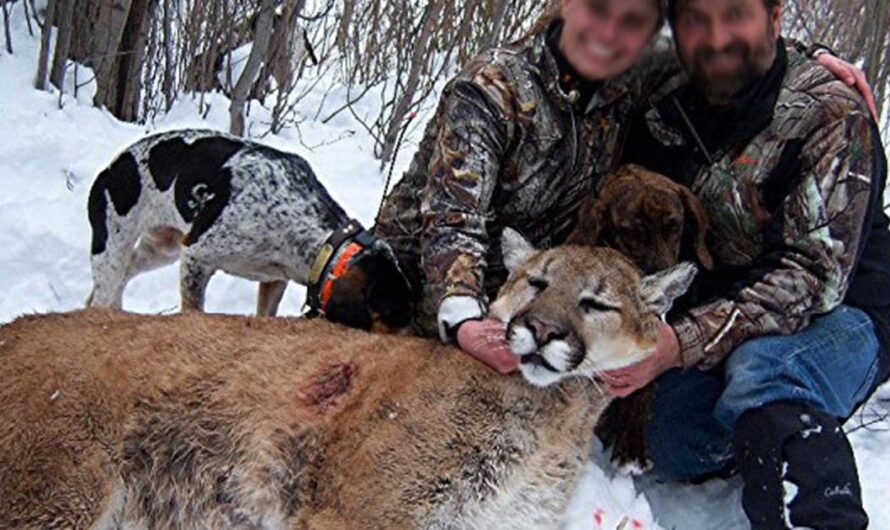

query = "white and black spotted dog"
(86, 129), (413, 332)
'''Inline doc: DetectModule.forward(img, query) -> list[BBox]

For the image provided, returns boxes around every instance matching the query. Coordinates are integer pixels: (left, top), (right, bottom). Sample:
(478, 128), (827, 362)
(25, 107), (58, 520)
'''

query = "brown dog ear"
(678, 187), (714, 271)
(565, 198), (602, 245)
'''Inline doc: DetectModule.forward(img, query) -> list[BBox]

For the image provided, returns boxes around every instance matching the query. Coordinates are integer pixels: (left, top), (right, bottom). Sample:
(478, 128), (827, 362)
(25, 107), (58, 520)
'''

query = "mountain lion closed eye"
(0, 229), (695, 529)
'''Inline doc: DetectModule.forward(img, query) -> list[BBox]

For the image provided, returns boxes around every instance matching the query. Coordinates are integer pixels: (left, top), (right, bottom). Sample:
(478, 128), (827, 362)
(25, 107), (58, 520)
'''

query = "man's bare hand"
(456, 319), (520, 375)
(601, 322), (682, 398)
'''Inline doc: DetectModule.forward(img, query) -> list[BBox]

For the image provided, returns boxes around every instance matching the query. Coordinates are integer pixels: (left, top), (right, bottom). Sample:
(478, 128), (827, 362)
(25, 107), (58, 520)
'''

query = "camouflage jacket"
(625, 42), (890, 370)
(374, 23), (677, 337)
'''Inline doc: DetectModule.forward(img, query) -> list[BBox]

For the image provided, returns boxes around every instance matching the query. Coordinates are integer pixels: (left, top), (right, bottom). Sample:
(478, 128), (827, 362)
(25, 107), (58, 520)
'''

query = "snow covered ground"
(1, 7), (888, 529)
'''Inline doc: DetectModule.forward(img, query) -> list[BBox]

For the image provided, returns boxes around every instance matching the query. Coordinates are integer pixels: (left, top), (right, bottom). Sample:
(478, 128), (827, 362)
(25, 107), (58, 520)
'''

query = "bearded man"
(613, 0), (890, 527)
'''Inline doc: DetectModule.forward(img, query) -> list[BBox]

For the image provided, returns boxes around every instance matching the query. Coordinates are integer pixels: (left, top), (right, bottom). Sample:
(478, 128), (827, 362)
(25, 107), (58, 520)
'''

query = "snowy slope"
(1, 7), (888, 529)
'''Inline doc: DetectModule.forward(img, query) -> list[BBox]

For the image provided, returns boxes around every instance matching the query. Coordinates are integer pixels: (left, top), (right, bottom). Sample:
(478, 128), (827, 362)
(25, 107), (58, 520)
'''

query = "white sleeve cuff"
(437, 295), (486, 343)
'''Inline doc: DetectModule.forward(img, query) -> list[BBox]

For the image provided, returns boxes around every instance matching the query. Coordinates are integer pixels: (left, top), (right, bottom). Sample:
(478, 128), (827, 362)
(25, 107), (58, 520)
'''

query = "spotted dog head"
(567, 164), (713, 274)
(489, 228), (696, 387)
(324, 240), (414, 334)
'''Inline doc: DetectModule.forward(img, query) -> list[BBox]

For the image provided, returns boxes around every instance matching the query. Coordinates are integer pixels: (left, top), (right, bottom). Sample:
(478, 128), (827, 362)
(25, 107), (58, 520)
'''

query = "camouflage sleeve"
(419, 69), (517, 334)
(673, 109), (877, 369)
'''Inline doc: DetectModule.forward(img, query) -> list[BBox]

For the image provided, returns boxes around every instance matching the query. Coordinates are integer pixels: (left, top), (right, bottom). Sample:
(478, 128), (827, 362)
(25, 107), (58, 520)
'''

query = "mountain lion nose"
(525, 316), (567, 346)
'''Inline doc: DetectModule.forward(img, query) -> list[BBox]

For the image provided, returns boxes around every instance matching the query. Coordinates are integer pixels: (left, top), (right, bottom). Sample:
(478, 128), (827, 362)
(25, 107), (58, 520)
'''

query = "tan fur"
(0, 244), (690, 529)
(491, 247), (661, 378)
(568, 164), (712, 473)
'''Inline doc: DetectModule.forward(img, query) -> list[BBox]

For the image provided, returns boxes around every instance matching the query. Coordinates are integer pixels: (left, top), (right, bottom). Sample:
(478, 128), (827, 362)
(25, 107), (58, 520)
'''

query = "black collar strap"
(305, 219), (374, 316)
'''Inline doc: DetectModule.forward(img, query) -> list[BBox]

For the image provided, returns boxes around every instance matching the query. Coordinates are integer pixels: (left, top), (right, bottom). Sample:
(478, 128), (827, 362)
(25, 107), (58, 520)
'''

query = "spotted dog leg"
(89, 236), (140, 310)
(180, 254), (215, 312)
(89, 227), (184, 310)
(256, 281), (288, 317)
(88, 254), (129, 309)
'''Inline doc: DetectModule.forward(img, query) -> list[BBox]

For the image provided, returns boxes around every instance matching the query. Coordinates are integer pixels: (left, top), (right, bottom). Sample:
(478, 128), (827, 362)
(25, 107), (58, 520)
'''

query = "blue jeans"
(647, 305), (882, 482)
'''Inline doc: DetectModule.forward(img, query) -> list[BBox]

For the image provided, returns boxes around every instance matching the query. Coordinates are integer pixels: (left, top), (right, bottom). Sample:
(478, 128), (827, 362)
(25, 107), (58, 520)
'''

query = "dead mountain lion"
(0, 229), (695, 530)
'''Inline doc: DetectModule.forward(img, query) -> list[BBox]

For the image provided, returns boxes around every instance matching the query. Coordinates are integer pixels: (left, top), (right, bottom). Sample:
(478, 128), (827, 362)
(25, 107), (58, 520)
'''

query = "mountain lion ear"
(501, 228), (536, 275)
(640, 262), (697, 316)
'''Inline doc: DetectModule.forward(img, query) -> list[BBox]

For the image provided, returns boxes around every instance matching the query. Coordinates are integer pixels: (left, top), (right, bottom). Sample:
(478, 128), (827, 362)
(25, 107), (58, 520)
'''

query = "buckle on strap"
(308, 243), (335, 287)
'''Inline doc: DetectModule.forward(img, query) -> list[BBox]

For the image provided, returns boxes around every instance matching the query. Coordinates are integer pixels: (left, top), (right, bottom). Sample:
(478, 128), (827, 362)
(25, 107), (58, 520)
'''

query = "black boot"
(733, 401), (869, 530)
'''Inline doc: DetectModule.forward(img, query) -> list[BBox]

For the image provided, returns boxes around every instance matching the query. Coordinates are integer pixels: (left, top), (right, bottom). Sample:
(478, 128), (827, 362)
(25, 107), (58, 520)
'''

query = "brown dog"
(567, 164), (713, 473)
(568, 164), (713, 274)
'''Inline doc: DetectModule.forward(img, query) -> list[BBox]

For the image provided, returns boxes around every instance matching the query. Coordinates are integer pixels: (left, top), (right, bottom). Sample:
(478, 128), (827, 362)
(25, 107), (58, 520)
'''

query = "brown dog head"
(566, 164), (713, 274)
(323, 241), (414, 334)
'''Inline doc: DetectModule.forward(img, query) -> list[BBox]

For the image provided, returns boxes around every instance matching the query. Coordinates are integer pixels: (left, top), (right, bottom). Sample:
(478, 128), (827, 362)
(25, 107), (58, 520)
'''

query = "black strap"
(304, 219), (370, 316)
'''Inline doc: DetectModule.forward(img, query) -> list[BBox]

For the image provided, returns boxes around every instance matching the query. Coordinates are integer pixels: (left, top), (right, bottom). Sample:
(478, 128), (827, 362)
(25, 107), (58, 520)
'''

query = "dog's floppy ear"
(565, 198), (602, 245)
(678, 187), (714, 271)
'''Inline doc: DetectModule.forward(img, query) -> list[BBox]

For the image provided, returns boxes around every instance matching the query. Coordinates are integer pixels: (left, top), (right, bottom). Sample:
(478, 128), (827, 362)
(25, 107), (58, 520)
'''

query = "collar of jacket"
(528, 20), (631, 114)
(645, 39), (802, 159)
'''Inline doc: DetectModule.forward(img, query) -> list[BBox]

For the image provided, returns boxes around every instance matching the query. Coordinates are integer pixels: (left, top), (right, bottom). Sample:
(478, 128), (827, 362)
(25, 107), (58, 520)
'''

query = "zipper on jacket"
(570, 110), (579, 172)
(567, 89), (581, 173)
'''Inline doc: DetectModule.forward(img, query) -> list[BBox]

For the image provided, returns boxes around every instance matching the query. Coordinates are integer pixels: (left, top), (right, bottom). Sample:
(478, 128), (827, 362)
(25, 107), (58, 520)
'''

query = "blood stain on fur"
(298, 363), (358, 414)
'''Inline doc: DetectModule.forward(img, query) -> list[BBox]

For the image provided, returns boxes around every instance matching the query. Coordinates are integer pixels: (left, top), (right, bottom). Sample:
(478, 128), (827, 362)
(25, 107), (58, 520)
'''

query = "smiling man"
(618, 0), (890, 527)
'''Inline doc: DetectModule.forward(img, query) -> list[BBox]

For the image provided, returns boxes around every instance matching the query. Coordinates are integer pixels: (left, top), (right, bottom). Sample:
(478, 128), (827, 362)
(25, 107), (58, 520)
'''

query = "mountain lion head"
(489, 228), (696, 387)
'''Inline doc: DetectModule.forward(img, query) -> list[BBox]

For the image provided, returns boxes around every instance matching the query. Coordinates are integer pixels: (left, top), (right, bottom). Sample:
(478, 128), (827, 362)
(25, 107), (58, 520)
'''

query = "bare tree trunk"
(334, 0), (353, 51)
(864, 0), (889, 117)
(268, 0), (307, 133)
(113, 0), (153, 121)
(2, 0), (13, 54)
(35, 0), (56, 89)
(22, 0), (34, 36)
(229, 0), (276, 136)
(161, 0), (174, 111)
(378, 0), (444, 167)
(92, 0), (134, 113)
(49, 0), (75, 90)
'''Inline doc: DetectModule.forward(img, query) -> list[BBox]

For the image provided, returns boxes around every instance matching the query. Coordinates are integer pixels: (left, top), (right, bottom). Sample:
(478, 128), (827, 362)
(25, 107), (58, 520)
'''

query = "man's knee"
(717, 307), (880, 429)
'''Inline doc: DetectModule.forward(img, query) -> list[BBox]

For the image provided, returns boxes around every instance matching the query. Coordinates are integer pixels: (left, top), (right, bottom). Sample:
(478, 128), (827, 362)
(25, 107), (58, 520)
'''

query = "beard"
(684, 27), (777, 105)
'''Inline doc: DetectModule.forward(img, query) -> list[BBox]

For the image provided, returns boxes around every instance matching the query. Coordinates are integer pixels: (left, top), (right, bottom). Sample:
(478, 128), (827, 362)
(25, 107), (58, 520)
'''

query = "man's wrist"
(658, 321), (683, 371)
(670, 316), (706, 368)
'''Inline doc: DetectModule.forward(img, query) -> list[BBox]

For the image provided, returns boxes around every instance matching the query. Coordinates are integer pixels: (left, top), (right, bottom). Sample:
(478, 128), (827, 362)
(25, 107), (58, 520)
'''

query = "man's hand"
(456, 319), (520, 375)
(601, 322), (682, 398)
(817, 54), (879, 120)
